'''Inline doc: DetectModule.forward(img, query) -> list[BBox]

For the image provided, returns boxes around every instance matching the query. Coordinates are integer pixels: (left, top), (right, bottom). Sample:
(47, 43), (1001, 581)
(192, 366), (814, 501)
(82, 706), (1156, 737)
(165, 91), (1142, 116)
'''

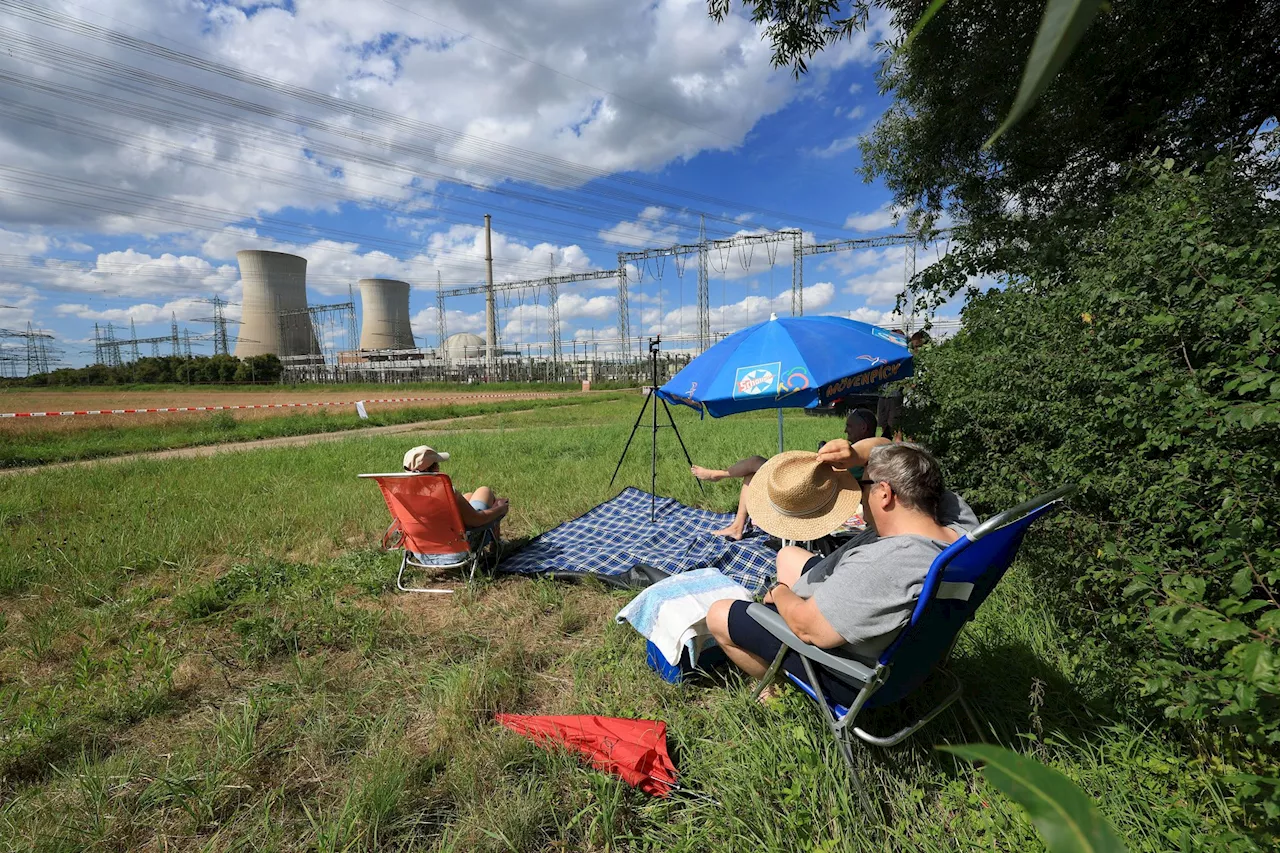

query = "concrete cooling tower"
(358, 279), (415, 350)
(234, 250), (319, 358)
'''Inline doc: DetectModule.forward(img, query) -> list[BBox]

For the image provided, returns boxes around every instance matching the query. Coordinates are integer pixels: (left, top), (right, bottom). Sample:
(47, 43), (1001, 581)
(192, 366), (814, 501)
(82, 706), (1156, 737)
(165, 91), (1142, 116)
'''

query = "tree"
(714, 0), (1280, 298)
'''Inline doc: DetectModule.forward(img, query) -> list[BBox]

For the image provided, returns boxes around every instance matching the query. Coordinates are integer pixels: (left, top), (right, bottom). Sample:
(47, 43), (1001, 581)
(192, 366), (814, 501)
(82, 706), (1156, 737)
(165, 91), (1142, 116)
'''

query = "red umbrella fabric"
(495, 714), (678, 797)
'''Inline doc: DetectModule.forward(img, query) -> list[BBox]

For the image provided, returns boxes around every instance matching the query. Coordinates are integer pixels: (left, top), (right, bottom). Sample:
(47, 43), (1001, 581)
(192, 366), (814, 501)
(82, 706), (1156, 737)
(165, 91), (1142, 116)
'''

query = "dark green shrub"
(907, 156), (1279, 832)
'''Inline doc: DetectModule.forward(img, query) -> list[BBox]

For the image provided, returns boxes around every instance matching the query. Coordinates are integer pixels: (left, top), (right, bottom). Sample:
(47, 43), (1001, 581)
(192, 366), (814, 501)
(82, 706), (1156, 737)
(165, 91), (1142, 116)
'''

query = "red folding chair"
(359, 472), (500, 593)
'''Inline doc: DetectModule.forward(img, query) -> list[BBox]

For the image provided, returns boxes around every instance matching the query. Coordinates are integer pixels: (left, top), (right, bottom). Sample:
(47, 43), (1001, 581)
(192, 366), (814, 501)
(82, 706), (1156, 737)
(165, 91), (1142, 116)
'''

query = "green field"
(0, 401), (1241, 850)
(0, 393), (629, 469)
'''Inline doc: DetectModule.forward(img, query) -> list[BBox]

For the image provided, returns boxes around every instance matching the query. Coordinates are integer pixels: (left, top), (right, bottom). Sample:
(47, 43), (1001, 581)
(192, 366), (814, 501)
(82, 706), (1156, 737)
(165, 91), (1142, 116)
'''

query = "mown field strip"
(0, 407), (585, 476)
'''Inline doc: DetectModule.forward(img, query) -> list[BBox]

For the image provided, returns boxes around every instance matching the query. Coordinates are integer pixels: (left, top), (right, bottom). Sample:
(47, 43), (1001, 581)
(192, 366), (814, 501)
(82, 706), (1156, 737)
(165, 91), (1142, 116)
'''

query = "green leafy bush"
(906, 156), (1279, 833)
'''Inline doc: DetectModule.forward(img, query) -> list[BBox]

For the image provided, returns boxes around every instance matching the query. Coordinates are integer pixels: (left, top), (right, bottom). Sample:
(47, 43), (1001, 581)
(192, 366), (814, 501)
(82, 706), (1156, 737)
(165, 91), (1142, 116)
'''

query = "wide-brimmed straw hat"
(403, 445), (450, 471)
(743, 450), (861, 541)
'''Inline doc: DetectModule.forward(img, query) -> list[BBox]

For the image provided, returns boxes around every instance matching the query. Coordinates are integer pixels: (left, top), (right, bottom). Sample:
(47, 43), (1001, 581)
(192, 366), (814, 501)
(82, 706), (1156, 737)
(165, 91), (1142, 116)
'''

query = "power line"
(0, 0), (860, 233)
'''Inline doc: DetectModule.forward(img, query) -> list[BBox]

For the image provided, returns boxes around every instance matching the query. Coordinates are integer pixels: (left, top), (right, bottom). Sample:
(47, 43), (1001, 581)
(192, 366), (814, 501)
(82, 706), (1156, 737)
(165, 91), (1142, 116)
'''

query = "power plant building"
(358, 278), (415, 350)
(234, 250), (319, 358)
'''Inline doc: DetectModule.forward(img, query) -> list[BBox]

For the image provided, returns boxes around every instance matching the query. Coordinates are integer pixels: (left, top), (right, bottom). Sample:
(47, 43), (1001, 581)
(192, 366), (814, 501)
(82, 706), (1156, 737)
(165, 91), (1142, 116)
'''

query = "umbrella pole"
(777, 408), (784, 455)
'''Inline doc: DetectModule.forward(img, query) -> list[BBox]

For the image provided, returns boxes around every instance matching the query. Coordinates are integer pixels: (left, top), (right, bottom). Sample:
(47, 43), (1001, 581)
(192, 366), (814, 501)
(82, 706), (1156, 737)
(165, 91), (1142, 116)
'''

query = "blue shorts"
(725, 601), (859, 707)
(411, 496), (492, 566)
(725, 553), (859, 707)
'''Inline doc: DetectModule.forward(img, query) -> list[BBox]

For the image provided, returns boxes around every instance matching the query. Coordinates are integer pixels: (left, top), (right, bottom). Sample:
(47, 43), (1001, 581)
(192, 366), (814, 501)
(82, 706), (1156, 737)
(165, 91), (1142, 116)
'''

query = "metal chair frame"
(748, 485), (1077, 820)
(360, 472), (501, 594)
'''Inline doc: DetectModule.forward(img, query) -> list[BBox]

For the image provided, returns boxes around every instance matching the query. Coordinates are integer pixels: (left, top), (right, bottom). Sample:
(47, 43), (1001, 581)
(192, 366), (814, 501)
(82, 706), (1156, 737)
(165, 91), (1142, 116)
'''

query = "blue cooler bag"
(645, 640), (727, 684)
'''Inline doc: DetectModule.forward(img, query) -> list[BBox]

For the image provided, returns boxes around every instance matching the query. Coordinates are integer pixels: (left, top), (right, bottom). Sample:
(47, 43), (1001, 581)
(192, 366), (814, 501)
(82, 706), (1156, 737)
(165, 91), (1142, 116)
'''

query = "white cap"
(402, 445), (450, 471)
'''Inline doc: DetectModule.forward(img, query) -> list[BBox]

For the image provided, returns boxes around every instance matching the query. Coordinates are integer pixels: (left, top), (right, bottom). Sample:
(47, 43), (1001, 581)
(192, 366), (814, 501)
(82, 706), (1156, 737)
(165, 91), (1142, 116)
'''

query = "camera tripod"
(609, 336), (701, 522)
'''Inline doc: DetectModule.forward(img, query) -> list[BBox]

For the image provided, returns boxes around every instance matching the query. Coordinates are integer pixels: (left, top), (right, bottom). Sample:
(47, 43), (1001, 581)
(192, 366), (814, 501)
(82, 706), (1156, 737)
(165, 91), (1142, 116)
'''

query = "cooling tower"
(234, 250), (319, 358)
(358, 278), (415, 350)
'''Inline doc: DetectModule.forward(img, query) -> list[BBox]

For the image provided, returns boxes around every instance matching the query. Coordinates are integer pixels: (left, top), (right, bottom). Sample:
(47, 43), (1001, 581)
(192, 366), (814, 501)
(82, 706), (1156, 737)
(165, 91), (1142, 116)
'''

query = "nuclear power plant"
(234, 250), (319, 358)
(358, 279), (415, 350)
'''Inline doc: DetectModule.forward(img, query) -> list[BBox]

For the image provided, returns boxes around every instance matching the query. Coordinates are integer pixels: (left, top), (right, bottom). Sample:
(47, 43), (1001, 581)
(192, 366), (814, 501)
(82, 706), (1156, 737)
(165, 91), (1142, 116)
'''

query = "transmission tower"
(548, 253), (562, 378)
(170, 313), (181, 356)
(0, 322), (57, 375)
(697, 215), (710, 351)
(435, 272), (447, 349)
(792, 230), (804, 316)
(128, 319), (141, 362)
(103, 323), (122, 367)
(616, 261), (629, 344)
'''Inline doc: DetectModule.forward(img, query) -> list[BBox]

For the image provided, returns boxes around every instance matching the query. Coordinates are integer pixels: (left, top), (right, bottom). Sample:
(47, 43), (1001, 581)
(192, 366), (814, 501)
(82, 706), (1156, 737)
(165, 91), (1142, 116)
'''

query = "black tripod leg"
(661, 398), (703, 494)
(609, 392), (652, 487)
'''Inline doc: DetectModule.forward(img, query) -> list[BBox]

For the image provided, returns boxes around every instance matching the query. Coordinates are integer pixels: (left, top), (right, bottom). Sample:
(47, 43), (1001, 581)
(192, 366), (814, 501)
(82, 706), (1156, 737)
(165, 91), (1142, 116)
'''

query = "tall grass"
(0, 405), (1255, 850)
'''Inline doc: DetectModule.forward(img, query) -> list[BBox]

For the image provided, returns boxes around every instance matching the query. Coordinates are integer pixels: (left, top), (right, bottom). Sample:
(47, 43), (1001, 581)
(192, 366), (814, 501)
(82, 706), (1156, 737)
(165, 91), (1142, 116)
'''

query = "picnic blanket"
(498, 487), (777, 594)
(616, 568), (752, 666)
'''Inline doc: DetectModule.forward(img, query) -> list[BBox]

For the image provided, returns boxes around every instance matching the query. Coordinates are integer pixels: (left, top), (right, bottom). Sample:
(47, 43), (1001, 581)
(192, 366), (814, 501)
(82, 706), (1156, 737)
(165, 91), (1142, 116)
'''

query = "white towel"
(616, 568), (752, 666)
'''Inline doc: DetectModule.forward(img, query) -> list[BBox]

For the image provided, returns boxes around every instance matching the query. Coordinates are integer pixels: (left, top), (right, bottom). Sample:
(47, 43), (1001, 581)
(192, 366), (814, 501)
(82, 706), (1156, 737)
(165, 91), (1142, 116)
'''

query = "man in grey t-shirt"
(706, 443), (976, 704)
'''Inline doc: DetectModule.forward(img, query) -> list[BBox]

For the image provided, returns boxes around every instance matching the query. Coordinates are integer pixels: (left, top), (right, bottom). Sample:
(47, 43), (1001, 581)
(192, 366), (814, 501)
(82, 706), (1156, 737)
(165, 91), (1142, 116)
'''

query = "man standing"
(690, 408), (877, 540)
(705, 443), (977, 704)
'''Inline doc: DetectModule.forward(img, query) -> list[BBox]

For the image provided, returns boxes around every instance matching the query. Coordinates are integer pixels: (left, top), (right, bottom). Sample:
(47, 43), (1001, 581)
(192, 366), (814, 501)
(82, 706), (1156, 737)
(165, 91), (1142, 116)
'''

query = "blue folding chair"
(747, 485), (1077, 819)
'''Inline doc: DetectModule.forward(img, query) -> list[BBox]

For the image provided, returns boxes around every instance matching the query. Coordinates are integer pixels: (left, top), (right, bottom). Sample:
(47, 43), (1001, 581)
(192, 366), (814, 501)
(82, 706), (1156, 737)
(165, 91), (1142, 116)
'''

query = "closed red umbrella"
(495, 714), (678, 797)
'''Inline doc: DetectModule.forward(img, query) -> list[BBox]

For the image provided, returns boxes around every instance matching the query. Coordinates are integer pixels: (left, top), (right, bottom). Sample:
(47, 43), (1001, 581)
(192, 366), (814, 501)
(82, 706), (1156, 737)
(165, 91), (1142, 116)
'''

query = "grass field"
(0, 392), (627, 469)
(0, 400), (1251, 850)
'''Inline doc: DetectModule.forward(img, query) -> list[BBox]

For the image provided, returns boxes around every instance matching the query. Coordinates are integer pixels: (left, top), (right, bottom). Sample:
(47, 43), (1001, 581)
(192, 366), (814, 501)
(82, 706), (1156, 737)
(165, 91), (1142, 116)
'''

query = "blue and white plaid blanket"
(498, 487), (777, 594)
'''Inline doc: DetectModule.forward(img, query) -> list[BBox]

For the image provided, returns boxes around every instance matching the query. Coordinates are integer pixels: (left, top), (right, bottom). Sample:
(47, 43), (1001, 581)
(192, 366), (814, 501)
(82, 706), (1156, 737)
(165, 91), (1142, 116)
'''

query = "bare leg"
(706, 599), (770, 679)
(466, 486), (495, 507)
(776, 545), (816, 586)
(465, 487), (499, 539)
(712, 473), (753, 540)
(692, 455), (766, 483)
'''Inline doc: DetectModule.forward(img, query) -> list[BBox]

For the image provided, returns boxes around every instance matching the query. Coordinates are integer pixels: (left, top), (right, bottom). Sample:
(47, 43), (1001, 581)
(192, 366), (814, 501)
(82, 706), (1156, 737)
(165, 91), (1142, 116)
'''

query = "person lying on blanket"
(402, 445), (509, 563)
(705, 443), (977, 705)
(689, 407), (879, 541)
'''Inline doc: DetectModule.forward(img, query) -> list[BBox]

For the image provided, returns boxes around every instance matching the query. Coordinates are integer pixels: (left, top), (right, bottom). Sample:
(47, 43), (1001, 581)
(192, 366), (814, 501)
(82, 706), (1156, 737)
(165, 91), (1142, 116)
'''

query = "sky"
(0, 0), (957, 368)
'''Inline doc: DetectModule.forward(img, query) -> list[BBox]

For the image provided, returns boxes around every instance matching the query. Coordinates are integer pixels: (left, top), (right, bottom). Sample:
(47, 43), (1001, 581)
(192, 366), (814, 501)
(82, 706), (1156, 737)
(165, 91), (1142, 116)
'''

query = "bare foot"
(691, 465), (729, 482)
(711, 523), (745, 541)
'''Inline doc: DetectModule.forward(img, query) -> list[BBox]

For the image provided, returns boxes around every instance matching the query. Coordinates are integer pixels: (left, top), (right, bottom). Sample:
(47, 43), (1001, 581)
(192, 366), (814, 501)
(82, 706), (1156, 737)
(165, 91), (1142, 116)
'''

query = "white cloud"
(843, 203), (900, 231)
(806, 135), (861, 159)
(53, 296), (214, 326)
(599, 207), (683, 248)
(0, 0), (807, 238)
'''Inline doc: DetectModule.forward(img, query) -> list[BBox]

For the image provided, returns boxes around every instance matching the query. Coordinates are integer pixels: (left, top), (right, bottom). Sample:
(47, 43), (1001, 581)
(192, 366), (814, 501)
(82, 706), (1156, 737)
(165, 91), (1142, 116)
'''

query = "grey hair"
(863, 442), (945, 520)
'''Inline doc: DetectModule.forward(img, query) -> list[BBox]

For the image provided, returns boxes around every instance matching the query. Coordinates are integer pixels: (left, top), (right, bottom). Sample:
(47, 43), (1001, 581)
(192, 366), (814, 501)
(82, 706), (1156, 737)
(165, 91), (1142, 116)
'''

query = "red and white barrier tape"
(0, 393), (534, 418)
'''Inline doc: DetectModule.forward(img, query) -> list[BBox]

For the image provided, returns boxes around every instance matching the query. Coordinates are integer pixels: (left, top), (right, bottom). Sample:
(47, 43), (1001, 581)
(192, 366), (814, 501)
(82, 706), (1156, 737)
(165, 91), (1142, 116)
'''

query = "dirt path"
(0, 408), (559, 477)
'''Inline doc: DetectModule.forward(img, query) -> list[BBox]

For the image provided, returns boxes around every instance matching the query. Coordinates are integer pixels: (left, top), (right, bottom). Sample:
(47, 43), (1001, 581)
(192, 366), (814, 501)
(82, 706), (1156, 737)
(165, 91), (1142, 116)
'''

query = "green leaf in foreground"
(984, 0), (1106, 148)
(898, 0), (949, 55)
(940, 744), (1127, 853)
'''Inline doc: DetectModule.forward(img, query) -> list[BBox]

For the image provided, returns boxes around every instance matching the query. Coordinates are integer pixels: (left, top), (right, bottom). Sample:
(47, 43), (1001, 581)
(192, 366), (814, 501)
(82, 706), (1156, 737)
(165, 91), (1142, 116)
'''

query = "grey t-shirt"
(790, 491), (978, 664)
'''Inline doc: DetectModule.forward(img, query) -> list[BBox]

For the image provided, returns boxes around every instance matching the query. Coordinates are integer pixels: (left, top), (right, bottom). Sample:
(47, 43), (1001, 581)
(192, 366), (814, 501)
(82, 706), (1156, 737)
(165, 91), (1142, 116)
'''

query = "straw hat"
(743, 451), (861, 541)
(402, 445), (450, 471)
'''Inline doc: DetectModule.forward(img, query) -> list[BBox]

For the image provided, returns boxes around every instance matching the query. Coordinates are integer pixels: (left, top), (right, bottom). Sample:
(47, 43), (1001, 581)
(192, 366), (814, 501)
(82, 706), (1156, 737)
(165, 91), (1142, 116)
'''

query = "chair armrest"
(745, 603), (875, 686)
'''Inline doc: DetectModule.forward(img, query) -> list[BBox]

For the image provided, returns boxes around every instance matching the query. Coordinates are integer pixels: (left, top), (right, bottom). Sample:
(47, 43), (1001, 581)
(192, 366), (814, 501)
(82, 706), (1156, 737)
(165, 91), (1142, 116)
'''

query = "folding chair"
(748, 484), (1077, 819)
(359, 472), (500, 594)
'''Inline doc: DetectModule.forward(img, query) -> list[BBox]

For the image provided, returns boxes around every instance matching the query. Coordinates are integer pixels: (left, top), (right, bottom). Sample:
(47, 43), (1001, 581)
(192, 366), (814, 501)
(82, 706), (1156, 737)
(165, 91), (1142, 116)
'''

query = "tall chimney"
(484, 214), (496, 372)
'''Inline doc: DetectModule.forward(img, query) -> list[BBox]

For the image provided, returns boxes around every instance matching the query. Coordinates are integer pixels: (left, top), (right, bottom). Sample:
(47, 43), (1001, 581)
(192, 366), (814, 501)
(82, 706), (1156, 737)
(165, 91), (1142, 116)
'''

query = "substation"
(13, 220), (955, 384)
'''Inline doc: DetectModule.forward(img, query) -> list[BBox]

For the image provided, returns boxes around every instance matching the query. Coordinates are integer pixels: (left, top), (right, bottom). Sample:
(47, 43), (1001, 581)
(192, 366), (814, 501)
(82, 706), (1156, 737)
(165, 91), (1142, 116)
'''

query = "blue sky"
(0, 0), (952, 368)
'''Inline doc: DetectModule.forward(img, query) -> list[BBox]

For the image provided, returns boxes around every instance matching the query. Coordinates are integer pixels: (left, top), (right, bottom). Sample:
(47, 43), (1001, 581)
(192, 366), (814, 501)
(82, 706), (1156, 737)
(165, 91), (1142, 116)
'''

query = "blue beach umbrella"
(656, 314), (913, 450)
